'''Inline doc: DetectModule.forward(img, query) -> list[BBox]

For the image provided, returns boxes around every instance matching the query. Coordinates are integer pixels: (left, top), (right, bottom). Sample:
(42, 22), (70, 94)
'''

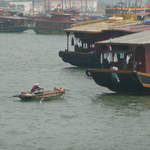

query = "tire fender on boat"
(86, 70), (92, 77)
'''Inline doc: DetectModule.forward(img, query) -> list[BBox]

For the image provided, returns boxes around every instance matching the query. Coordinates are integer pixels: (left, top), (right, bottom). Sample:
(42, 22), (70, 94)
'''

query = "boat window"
(120, 53), (124, 59)
(100, 53), (103, 64)
(108, 52), (113, 62)
(72, 35), (96, 52)
(99, 44), (134, 70)
(126, 53), (132, 64)
(104, 53), (107, 59)
(114, 53), (118, 62)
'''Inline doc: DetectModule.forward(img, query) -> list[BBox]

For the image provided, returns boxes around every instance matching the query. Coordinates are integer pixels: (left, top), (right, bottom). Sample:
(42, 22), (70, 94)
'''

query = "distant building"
(0, 1), (9, 8)
(8, 1), (32, 14)
(8, 0), (98, 15)
(45, 0), (98, 12)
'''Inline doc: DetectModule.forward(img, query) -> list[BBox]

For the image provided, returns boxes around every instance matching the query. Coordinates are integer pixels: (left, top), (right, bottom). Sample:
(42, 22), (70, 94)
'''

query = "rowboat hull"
(19, 94), (64, 101)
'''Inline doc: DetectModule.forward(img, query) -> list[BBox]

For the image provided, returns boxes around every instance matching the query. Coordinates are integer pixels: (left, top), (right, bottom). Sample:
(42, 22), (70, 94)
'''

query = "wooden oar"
(13, 95), (19, 97)
(40, 98), (44, 103)
(40, 91), (45, 103)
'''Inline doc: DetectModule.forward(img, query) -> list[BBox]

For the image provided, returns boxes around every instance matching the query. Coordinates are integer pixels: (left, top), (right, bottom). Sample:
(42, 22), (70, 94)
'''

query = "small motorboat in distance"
(14, 88), (65, 101)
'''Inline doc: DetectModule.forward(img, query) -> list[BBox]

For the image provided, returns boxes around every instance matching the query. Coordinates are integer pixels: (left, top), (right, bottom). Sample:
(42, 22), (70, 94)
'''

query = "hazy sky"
(2, 0), (148, 6)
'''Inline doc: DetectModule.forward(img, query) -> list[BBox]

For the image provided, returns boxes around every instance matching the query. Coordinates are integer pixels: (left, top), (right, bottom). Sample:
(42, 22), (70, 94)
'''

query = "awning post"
(131, 45), (137, 71)
(66, 32), (70, 51)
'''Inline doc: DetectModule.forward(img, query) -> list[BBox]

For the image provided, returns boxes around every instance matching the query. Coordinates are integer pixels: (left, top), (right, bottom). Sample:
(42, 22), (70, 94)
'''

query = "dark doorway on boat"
(135, 46), (145, 72)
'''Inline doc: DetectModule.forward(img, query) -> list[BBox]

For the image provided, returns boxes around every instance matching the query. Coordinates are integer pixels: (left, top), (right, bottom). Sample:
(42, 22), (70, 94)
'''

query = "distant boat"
(0, 16), (28, 33)
(33, 10), (83, 34)
(86, 30), (150, 94)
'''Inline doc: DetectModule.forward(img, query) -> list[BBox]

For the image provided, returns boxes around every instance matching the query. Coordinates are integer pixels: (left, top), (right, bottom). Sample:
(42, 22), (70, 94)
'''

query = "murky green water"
(0, 31), (150, 150)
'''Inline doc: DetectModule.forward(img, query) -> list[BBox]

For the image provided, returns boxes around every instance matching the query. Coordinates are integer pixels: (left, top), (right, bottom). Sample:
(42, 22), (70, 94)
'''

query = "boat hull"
(33, 20), (72, 34)
(59, 51), (101, 68)
(34, 28), (65, 34)
(19, 93), (64, 101)
(0, 26), (28, 33)
(87, 69), (150, 93)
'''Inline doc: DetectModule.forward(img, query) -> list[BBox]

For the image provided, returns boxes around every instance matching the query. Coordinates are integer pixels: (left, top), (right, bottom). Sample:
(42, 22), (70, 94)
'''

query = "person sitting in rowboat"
(31, 83), (43, 94)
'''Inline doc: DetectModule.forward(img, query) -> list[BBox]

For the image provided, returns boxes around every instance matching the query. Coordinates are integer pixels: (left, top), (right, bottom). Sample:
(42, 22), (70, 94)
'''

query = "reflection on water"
(63, 66), (85, 72)
(92, 92), (150, 113)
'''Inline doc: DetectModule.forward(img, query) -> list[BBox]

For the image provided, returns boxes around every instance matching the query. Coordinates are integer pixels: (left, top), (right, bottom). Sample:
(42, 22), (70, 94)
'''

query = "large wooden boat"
(59, 18), (150, 68)
(0, 16), (28, 32)
(14, 88), (65, 101)
(33, 11), (81, 34)
(105, 7), (149, 15)
(86, 30), (150, 93)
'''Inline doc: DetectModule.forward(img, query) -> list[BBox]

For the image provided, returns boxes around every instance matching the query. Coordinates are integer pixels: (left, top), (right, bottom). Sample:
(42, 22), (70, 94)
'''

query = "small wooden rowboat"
(14, 88), (65, 101)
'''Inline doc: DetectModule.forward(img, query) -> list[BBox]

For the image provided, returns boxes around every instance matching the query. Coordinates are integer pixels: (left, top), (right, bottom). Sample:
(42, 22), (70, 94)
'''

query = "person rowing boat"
(13, 87), (65, 101)
(31, 83), (43, 94)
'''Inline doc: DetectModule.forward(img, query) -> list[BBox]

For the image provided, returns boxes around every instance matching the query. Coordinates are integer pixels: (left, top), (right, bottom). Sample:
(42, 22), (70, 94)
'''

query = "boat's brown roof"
(65, 18), (137, 34)
(106, 23), (150, 33)
(96, 30), (150, 45)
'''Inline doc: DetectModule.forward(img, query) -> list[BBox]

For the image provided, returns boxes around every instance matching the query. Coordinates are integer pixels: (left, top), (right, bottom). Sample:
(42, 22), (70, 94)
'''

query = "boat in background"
(33, 12), (78, 34)
(86, 30), (150, 94)
(0, 16), (28, 33)
(32, 7), (90, 34)
(0, 9), (29, 33)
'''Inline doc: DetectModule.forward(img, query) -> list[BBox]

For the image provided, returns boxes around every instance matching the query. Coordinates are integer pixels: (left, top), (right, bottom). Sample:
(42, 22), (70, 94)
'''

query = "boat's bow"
(86, 69), (150, 93)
